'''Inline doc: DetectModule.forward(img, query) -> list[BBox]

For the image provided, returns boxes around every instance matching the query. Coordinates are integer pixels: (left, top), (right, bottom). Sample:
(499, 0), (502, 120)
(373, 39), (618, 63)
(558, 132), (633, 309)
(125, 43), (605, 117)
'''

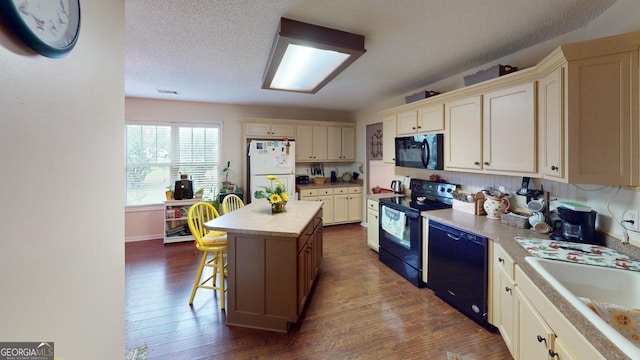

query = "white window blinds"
(125, 123), (221, 206)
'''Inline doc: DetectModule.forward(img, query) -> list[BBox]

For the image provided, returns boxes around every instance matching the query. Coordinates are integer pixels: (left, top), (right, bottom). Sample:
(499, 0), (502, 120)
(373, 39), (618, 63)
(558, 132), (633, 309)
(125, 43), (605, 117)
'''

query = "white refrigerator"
(248, 140), (296, 203)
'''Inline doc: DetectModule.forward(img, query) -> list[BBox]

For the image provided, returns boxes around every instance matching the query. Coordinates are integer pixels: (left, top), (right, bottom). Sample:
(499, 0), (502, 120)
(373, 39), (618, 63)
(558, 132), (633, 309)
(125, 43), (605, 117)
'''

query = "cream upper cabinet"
(382, 114), (397, 164)
(396, 104), (444, 135)
(296, 125), (327, 162)
(245, 121), (295, 138)
(396, 109), (418, 135)
(536, 32), (640, 185)
(565, 51), (637, 185)
(538, 66), (565, 180)
(418, 103), (445, 132)
(482, 82), (536, 174)
(445, 95), (483, 171)
(327, 126), (355, 161)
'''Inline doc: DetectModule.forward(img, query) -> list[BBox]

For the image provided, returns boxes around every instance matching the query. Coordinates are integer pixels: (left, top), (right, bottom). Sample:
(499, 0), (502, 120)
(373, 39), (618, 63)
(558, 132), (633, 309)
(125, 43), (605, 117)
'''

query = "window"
(125, 122), (221, 206)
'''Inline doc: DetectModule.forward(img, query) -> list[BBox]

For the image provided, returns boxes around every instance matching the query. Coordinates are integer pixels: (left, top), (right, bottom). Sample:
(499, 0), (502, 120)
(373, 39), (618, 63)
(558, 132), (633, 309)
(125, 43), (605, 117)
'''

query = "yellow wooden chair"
(221, 194), (245, 214)
(187, 201), (227, 309)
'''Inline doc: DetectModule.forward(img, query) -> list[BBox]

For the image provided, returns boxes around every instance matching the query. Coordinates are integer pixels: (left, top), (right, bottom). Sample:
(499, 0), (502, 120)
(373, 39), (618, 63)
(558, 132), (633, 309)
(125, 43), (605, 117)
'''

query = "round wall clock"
(0, 0), (81, 58)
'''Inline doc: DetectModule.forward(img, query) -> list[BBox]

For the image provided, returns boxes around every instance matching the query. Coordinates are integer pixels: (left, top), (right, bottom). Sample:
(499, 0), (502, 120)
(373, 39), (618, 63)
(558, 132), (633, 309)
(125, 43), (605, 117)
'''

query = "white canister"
(528, 212), (545, 227)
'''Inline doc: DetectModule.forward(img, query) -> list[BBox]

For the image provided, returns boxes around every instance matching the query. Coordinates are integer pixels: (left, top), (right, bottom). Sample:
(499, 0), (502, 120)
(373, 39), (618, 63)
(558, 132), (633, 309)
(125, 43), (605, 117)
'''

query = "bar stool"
(186, 202), (227, 309)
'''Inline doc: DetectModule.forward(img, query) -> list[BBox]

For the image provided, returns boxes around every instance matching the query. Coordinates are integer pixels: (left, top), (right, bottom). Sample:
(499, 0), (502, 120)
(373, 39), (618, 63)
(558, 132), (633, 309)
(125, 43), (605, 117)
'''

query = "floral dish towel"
(516, 237), (640, 272)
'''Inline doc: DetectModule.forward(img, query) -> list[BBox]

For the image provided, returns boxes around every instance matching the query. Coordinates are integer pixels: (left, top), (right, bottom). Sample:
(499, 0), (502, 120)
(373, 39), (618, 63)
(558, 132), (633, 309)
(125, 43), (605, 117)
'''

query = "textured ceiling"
(125, 0), (617, 111)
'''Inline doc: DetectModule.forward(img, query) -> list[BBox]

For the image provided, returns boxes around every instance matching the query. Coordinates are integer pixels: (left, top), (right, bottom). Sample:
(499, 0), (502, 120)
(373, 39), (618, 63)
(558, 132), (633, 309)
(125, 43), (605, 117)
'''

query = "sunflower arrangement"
(254, 175), (289, 212)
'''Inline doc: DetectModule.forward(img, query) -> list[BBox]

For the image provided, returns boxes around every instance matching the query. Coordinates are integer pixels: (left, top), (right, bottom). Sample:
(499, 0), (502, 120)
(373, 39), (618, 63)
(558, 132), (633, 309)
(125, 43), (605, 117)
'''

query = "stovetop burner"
(379, 179), (458, 213)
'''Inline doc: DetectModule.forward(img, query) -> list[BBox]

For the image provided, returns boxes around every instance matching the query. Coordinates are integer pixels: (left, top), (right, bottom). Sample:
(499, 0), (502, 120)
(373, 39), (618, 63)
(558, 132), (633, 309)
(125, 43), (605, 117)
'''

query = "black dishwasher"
(427, 220), (490, 327)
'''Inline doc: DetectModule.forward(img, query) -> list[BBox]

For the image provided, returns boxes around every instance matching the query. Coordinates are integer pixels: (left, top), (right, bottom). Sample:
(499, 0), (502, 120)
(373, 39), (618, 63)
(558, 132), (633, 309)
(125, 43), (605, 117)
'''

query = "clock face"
(0, 0), (80, 58)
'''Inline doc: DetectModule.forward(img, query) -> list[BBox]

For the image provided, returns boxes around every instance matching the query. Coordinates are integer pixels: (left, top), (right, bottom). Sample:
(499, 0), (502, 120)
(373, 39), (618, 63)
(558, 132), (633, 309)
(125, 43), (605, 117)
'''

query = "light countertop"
(424, 209), (638, 360)
(296, 179), (363, 190)
(204, 200), (322, 238)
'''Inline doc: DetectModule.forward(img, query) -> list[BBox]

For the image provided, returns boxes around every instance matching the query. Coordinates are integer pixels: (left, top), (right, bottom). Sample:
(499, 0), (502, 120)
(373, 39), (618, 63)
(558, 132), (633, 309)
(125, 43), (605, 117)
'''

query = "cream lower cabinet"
(299, 188), (334, 225)
(515, 285), (555, 360)
(366, 199), (379, 251)
(489, 243), (516, 356)
(299, 186), (361, 225)
(382, 114), (397, 164)
(332, 187), (362, 224)
(514, 265), (604, 360)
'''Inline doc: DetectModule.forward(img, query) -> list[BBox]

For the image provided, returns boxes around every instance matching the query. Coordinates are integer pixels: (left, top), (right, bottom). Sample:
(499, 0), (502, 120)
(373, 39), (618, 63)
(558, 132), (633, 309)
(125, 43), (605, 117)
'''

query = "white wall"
(0, 1), (125, 359)
(355, 0), (640, 245)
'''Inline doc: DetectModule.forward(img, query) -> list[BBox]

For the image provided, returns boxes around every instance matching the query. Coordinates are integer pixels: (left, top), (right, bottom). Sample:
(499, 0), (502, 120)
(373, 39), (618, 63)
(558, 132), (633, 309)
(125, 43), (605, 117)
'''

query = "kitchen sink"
(525, 256), (640, 358)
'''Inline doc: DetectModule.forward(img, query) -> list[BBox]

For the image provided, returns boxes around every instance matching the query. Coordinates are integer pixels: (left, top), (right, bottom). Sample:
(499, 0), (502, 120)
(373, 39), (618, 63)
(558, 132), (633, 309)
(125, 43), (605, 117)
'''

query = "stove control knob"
(438, 187), (445, 192)
(446, 188), (453, 193)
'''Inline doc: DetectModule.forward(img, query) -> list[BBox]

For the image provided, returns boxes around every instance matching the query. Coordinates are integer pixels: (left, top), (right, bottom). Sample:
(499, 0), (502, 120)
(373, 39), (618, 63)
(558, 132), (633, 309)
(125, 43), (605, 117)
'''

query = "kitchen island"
(204, 200), (323, 332)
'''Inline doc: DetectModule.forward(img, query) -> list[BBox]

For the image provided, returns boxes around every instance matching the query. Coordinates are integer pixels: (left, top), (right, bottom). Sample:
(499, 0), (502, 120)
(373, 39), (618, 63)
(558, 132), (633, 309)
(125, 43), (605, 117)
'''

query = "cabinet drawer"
(299, 189), (318, 198)
(297, 220), (315, 252)
(334, 187), (349, 194)
(317, 188), (334, 195)
(367, 199), (379, 211)
(495, 244), (515, 280)
(348, 187), (362, 194)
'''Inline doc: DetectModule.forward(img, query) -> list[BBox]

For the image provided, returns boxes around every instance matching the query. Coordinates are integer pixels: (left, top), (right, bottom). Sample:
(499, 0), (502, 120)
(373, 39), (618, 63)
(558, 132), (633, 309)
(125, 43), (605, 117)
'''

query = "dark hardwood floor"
(126, 224), (512, 359)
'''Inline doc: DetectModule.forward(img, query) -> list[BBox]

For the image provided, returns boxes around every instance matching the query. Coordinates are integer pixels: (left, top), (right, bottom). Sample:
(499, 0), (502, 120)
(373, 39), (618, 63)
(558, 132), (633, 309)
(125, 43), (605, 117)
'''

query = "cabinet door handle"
(474, 161), (480, 166)
(548, 349), (558, 358)
(498, 257), (504, 264)
(537, 335), (547, 346)
(484, 161), (490, 166)
(505, 286), (512, 293)
(551, 165), (558, 171)
(446, 233), (461, 241)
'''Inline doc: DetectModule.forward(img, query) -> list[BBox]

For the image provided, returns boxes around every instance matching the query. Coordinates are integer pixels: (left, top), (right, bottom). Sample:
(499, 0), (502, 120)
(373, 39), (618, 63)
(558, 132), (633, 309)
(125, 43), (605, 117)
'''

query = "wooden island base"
(205, 201), (323, 332)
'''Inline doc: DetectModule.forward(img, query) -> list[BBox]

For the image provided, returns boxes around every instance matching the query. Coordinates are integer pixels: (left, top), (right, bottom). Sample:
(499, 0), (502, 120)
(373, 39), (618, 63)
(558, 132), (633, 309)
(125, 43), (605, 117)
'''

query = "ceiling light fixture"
(262, 17), (366, 94)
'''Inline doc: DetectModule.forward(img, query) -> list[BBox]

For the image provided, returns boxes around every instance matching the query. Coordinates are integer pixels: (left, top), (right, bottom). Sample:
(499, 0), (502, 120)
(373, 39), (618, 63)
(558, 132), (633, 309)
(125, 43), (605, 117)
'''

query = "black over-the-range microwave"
(395, 133), (444, 170)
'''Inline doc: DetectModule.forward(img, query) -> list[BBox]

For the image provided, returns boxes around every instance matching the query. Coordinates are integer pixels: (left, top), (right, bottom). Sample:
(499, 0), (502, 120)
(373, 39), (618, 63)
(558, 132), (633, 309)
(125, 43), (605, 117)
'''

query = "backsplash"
(395, 168), (640, 248)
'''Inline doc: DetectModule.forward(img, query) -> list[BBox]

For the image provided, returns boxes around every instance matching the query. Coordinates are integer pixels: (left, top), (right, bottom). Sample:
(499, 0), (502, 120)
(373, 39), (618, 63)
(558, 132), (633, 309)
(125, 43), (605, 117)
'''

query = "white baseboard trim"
(126, 234), (164, 242)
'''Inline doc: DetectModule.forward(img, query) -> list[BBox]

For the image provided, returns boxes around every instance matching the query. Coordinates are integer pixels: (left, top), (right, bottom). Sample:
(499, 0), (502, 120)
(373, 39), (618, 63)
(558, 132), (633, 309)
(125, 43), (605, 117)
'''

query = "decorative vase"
(483, 194), (511, 219)
(271, 202), (284, 213)
(271, 201), (286, 214)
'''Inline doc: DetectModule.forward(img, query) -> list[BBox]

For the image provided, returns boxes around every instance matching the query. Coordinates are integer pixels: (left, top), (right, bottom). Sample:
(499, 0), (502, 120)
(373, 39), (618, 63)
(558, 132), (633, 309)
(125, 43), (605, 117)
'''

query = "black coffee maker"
(550, 207), (601, 245)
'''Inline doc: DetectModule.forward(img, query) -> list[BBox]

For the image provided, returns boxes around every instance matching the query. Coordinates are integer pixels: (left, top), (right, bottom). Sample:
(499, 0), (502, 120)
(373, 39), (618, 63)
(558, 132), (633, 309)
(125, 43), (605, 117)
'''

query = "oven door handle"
(380, 205), (420, 219)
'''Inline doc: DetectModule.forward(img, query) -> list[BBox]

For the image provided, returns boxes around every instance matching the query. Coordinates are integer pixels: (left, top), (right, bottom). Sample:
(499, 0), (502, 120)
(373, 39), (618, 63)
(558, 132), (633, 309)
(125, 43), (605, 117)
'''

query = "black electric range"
(379, 179), (457, 213)
(378, 179), (459, 287)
